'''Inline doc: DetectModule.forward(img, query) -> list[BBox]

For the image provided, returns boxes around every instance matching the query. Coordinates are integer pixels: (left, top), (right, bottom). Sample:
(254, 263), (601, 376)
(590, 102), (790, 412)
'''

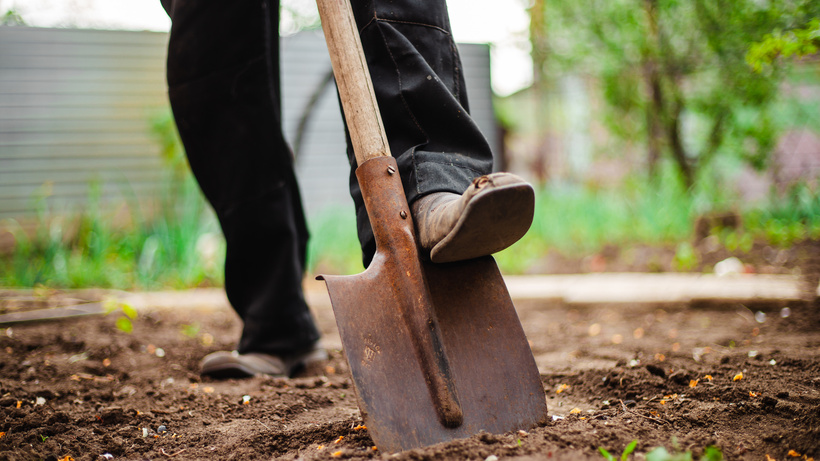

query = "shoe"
(200, 343), (328, 379)
(412, 173), (535, 263)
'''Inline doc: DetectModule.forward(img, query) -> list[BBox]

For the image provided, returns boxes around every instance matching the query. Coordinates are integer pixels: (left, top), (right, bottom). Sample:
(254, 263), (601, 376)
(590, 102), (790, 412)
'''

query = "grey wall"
(0, 26), (498, 220)
(0, 27), (169, 220)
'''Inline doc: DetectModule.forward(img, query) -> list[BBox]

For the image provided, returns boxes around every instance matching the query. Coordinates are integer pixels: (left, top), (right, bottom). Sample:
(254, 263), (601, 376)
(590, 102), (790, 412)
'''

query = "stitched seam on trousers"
(451, 38), (461, 105)
(359, 16), (450, 36)
(374, 18), (450, 35)
(379, 16), (462, 103)
(410, 146), (419, 195)
(365, 17), (461, 105)
(359, 14), (377, 33)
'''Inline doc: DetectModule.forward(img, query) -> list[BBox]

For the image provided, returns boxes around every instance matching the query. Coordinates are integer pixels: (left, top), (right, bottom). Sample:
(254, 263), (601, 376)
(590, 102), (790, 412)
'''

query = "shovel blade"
(322, 255), (547, 452)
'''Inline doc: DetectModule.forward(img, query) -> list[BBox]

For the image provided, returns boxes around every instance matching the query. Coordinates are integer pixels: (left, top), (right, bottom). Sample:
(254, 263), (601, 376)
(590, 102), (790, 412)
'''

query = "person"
(159, 0), (535, 378)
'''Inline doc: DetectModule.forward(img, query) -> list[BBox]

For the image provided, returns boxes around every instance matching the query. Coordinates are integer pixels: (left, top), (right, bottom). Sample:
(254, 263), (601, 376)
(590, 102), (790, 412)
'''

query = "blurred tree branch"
(532, 0), (820, 189)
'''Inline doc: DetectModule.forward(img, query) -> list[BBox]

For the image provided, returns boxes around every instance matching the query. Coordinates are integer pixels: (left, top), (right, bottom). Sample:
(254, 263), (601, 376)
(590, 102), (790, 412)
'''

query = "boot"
(200, 342), (327, 379)
(412, 173), (535, 263)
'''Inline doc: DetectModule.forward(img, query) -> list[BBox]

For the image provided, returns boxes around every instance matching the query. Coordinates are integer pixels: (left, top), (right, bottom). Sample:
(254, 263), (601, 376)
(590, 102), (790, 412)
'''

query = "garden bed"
(1, 283), (819, 460)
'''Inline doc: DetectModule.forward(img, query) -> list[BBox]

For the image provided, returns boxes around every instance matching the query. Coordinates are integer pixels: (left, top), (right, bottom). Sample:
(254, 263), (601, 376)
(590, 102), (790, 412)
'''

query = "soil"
(2, 269), (820, 460)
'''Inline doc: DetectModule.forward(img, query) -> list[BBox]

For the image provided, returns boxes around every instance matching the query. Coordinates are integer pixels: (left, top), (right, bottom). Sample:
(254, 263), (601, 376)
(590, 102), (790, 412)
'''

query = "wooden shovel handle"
(316, 0), (391, 164)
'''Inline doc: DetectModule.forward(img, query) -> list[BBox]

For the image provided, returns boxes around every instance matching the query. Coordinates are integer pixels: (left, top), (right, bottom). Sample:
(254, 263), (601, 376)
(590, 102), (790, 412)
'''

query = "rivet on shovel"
(387, 165), (396, 175)
(400, 210), (408, 219)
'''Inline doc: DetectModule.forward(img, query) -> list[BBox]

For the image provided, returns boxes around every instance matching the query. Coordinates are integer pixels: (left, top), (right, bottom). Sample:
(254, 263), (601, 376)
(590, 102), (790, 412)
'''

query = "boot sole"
(200, 353), (264, 379)
(430, 182), (534, 263)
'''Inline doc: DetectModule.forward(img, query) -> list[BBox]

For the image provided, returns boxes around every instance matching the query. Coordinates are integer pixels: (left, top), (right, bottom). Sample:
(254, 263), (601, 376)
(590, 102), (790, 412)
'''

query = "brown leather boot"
(411, 173), (535, 263)
(200, 343), (327, 379)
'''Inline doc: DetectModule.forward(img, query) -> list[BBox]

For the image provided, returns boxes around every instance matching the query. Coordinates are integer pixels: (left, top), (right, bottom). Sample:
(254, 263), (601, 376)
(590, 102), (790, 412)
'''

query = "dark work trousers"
(160, 0), (493, 356)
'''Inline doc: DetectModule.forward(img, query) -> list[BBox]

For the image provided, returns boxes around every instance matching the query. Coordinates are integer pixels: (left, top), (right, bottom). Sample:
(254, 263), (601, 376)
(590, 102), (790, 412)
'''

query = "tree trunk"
(644, 61), (663, 180)
(642, 0), (662, 180)
(528, 0), (551, 182)
(666, 102), (694, 188)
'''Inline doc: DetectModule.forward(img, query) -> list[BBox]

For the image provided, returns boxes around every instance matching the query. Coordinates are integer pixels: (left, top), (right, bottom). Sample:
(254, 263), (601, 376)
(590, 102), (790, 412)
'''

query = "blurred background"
(0, 0), (818, 290)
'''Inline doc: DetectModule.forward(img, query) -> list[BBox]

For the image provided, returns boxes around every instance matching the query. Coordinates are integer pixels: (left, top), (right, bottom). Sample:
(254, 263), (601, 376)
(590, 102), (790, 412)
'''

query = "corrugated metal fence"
(0, 26), (498, 221)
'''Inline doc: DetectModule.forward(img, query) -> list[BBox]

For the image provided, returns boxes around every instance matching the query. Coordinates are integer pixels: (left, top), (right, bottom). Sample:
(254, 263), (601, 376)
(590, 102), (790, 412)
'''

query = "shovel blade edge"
(320, 255), (548, 453)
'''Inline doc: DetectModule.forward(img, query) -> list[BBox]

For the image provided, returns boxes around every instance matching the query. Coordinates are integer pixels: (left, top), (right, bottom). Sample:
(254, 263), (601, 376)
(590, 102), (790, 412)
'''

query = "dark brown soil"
(1, 284), (819, 460)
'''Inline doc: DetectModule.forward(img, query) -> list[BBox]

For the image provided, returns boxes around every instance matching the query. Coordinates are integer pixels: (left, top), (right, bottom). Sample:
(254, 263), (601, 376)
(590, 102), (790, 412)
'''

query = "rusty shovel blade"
(318, 157), (548, 453)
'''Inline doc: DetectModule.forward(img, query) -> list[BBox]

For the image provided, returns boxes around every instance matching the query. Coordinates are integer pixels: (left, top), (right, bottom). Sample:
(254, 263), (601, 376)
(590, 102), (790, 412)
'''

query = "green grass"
(0, 175), (364, 289)
(599, 439), (723, 461)
(496, 173), (820, 274)
(0, 176), (225, 290)
(744, 182), (820, 246)
(496, 174), (699, 273)
(2, 171), (817, 289)
(599, 440), (638, 461)
(305, 204), (364, 276)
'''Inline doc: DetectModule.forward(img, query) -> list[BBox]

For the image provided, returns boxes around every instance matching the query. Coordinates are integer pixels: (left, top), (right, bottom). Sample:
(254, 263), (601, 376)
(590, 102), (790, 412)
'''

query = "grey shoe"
(200, 343), (328, 379)
(412, 172), (535, 263)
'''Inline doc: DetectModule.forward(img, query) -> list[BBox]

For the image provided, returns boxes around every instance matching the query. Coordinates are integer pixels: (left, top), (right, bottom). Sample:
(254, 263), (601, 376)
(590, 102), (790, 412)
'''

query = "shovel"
(315, 0), (548, 452)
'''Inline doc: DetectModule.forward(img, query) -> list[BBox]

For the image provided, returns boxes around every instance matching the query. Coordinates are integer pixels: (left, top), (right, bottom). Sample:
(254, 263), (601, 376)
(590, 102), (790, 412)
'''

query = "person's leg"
(346, 0), (533, 265)
(161, 0), (321, 375)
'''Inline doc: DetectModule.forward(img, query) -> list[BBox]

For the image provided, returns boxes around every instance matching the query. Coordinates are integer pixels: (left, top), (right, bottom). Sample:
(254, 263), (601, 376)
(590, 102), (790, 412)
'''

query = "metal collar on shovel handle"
(316, 0), (548, 452)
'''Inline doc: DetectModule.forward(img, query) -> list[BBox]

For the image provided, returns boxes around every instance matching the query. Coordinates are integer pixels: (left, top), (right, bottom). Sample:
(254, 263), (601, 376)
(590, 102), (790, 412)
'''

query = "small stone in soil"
(157, 425), (168, 434)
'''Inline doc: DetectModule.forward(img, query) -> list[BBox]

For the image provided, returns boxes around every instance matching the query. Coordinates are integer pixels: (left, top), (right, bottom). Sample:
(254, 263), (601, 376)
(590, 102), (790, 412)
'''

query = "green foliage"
(1, 9), (26, 26)
(115, 317), (134, 334)
(744, 182), (820, 246)
(645, 443), (722, 461)
(0, 111), (225, 290)
(0, 174), (225, 289)
(0, 105), (364, 287)
(747, 19), (820, 72)
(532, 0), (820, 187)
(494, 168), (819, 273)
(599, 440), (638, 461)
(720, 229), (754, 253)
(149, 108), (188, 180)
(104, 298), (138, 334)
(673, 241), (698, 271)
(701, 446), (724, 461)
(3, 174), (816, 286)
(495, 170), (699, 272)
(305, 205), (365, 275)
